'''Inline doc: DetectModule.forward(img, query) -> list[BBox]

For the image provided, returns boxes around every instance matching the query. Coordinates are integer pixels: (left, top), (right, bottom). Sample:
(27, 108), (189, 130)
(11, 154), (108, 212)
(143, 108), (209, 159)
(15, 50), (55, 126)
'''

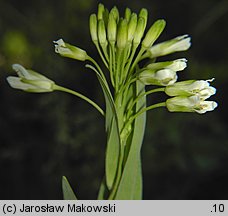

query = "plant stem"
(54, 84), (104, 116)
(126, 87), (165, 116)
(121, 102), (166, 137)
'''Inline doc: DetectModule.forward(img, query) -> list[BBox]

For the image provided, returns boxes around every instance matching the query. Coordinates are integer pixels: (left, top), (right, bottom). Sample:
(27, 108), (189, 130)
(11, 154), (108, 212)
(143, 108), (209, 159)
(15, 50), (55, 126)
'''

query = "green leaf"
(97, 177), (109, 200)
(86, 64), (120, 190)
(105, 116), (120, 189)
(62, 176), (77, 200)
(97, 75), (120, 190)
(115, 81), (146, 199)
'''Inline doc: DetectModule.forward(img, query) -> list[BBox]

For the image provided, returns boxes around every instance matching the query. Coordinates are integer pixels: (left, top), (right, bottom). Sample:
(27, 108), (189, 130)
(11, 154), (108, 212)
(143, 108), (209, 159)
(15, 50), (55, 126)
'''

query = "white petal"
(7, 76), (33, 90)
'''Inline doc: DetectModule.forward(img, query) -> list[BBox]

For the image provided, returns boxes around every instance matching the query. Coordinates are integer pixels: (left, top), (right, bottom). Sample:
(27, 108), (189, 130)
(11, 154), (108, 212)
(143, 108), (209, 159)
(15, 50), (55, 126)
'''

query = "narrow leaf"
(86, 64), (121, 190)
(62, 176), (77, 200)
(97, 177), (109, 200)
(115, 81), (146, 199)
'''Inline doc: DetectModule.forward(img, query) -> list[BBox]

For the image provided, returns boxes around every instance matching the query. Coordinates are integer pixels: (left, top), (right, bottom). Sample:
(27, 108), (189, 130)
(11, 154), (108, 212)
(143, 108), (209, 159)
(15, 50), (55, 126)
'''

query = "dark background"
(0, 0), (228, 199)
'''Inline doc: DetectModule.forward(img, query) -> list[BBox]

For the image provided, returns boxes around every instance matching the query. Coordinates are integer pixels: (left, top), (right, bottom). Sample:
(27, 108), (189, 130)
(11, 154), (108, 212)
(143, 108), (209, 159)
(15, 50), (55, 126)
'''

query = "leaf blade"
(62, 176), (77, 200)
(115, 81), (146, 199)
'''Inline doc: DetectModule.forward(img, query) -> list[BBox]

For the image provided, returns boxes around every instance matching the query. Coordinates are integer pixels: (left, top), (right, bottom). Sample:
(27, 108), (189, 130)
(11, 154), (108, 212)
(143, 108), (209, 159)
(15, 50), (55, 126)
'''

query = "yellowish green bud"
(127, 13), (137, 42)
(7, 64), (55, 93)
(103, 8), (110, 27)
(110, 6), (119, 22)
(142, 19), (166, 48)
(97, 3), (105, 20)
(108, 13), (117, 43)
(125, 8), (131, 22)
(133, 17), (145, 45)
(117, 19), (128, 49)
(98, 19), (107, 46)
(139, 8), (148, 31)
(54, 39), (88, 61)
(89, 14), (98, 42)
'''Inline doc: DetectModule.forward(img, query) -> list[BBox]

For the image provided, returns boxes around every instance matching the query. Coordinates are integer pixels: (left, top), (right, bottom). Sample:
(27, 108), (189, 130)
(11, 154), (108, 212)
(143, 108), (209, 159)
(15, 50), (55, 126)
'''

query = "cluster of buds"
(87, 3), (217, 114)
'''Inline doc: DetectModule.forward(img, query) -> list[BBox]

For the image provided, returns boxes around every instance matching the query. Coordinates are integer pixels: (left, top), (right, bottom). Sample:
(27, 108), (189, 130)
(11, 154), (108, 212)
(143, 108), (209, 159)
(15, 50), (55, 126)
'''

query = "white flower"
(165, 79), (216, 100)
(7, 64), (55, 93)
(166, 95), (218, 114)
(139, 68), (177, 86)
(146, 58), (187, 71)
(167, 58), (187, 71)
(53, 39), (88, 61)
(148, 35), (191, 58)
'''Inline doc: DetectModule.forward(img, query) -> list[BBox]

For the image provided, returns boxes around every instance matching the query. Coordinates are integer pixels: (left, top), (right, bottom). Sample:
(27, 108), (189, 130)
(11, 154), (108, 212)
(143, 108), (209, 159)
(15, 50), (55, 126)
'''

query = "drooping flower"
(146, 58), (187, 71)
(166, 95), (218, 114)
(54, 39), (88, 61)
(148, 35), (191, 58)
(165, 79), (216, 100)
(139, 68), (177, 86)
(7, 64), (55, 93)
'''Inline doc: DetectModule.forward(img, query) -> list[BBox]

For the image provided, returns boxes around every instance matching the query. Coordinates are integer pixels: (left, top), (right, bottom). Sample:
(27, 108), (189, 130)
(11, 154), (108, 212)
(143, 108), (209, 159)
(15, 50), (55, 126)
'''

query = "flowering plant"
(7, 4), (217, 200)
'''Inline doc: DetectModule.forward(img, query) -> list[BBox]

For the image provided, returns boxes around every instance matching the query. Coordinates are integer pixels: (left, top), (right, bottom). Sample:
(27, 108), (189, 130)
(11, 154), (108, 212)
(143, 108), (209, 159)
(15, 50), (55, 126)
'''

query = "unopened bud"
(89, 14), (98, 42)
(97, 3), (105, 20)
(127, 13), (137, 42)
(125, 8), (131, 22)
(142, 19), (166, 48)
(98, 19), (107, 46)
(133, 17), (145, 45)
(139, 8), (148, 31)
(110, 6), (119, 22)
(117, 19), (128, 49)
(108, 13), (117, 43)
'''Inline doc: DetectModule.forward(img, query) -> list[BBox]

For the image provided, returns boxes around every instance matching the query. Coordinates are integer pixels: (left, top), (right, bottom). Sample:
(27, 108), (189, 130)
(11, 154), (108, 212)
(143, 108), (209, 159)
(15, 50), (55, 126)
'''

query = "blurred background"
(0, 0), (228, 199)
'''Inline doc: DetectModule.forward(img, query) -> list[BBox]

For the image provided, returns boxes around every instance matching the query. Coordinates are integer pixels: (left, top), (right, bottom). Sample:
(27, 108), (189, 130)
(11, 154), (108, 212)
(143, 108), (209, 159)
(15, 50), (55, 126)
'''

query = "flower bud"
(139, 68), (177, 86)
(98, 19), (107, 46)
(117, 19), (128, 49)
(148, 35), (191, 58)
(97, 3), (105, 20)
(125, 8), (131, 22)
(89, 14), (98, 42)
(165, 79), (216, 100)
(142, 19), (166, 48)
(133, 17), (145, 46)
(108, 13), (117, 44)
(54, 39), (88, 61)
(127, 13), (137, 42)
(110, 6), (119, 22)
(7, 64), (55, 93)
(139, 8), (148, 31)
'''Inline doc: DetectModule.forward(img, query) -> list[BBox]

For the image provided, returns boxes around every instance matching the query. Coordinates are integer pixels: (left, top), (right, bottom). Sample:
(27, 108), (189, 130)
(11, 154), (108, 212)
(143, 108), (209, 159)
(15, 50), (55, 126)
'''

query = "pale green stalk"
(53, 84), (104, 116)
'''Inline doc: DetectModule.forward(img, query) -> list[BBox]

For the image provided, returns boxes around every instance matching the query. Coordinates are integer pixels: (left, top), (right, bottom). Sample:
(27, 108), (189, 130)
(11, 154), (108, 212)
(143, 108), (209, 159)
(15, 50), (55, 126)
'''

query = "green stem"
(126, 87), (165, 116)
(54, 84), (104, 116)
(87, 56), (108, 87)
(121, 102), (166, 136)
(109, 45), (115, 87)
(108, 143), (124, 200)
(94, 42), (109, 69)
